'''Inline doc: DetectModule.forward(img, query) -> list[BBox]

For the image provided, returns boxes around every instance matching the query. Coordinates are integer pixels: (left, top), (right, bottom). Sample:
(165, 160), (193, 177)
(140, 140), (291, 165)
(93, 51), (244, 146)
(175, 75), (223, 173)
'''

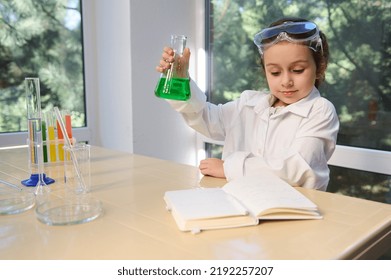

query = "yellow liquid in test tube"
(48, 125), (56, 162)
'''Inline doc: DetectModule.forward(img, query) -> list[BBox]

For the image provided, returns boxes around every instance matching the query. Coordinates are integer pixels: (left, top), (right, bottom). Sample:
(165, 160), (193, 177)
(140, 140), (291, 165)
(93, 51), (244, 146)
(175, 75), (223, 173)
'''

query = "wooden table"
(1, 146), (391, 259)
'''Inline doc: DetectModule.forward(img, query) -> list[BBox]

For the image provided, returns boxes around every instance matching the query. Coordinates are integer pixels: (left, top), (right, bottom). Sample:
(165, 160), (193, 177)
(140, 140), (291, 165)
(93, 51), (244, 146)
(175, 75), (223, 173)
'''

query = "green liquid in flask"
(155, 77), (191, 101)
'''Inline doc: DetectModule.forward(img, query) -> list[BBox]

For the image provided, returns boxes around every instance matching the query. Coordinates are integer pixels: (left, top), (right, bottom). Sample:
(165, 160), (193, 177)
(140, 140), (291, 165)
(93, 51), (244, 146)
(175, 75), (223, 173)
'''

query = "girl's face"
(263, 41), (317, 107)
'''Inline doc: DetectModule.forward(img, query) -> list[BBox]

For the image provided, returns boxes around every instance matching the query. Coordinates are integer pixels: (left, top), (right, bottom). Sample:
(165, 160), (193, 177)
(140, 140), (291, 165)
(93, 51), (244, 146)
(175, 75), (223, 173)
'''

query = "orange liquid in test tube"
(65, 113), (73, 160)
(57, 120), (65, 161)
(65, 114), (73, 139)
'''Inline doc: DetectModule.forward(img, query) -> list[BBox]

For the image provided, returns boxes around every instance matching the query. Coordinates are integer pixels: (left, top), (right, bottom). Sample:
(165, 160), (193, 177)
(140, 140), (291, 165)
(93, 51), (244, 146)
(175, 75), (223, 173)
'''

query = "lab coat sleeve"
(284, 99), (339, 190)
(223, 151), (251, 181)
(165, 80), (206, 113)
(225, 98), (339, 191)
(165, 79), (235, 141)
(243, 151), (326, 190)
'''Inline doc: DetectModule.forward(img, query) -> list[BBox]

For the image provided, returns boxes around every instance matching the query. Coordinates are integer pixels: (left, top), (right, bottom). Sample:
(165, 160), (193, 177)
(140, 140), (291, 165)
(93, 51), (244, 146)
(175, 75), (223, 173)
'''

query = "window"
(0, 0), (86, 146)
(205, 0), (391, 203)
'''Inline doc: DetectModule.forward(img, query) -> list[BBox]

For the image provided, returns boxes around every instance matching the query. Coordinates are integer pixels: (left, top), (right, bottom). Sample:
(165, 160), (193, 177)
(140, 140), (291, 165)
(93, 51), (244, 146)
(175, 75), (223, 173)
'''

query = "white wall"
(84, 0), (133, 154)
(129, 0), (200, 165)
(85, 0), (203, 165)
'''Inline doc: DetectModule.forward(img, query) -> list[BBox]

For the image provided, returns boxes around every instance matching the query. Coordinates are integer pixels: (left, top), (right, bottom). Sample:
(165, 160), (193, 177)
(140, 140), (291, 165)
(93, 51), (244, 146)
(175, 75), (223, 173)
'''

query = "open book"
(164, 173), (322, 232)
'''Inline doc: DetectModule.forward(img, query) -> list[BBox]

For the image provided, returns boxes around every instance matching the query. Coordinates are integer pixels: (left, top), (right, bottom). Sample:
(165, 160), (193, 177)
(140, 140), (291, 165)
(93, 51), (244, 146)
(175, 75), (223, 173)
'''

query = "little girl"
(155, 17), (339, 191)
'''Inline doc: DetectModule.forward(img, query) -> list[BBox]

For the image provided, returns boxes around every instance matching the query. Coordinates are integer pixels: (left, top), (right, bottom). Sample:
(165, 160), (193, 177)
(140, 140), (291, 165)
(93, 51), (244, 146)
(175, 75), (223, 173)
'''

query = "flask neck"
(171, 35), (187, 55)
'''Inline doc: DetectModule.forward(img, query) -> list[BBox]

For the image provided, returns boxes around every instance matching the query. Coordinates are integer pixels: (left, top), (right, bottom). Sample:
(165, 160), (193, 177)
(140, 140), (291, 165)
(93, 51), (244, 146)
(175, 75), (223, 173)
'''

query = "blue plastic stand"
(21, 174), (55, 187)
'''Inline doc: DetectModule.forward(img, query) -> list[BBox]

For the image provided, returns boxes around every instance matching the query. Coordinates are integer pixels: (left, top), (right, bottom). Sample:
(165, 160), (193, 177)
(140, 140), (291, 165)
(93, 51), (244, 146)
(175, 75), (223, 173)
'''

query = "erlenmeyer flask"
(155, 35), (191, 101)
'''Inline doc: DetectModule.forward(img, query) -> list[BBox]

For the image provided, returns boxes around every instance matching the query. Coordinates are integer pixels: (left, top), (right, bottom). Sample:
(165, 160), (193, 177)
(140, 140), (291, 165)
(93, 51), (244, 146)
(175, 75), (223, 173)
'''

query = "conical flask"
(155, 35), (191, 101)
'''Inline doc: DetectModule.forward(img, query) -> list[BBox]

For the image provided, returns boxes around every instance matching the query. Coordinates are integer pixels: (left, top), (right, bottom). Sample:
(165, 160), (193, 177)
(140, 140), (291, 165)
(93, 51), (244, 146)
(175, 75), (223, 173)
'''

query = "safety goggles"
(253, 21), (323, 56)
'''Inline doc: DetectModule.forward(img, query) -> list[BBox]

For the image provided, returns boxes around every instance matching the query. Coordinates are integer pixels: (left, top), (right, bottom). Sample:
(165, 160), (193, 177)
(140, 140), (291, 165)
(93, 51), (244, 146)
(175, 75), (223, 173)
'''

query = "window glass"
(206, 0), (391, 203)
(328, 166), (391, 204)
(207, 0), (391, 152)
(0, 0), (85, 133)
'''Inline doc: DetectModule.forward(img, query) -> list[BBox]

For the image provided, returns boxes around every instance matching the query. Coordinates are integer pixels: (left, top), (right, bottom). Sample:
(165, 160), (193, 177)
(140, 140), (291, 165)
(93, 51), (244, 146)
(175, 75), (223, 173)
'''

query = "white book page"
(165, 188), (249, 221)
(222, 173), (318, 217)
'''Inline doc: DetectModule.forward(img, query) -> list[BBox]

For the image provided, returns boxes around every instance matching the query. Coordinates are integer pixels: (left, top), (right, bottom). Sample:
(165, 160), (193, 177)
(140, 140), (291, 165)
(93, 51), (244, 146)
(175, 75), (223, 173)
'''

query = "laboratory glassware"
(35, 107), (102, 225)
(21, 78), (54, 196)
(155, 35), (191, 101)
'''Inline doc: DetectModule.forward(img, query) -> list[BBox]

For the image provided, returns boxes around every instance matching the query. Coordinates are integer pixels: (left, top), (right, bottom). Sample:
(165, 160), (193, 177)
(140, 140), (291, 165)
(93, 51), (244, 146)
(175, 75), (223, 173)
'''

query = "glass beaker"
(64, 143), (91, 195)
(35, 143), (103, 226)
(155, 35), (191, 101)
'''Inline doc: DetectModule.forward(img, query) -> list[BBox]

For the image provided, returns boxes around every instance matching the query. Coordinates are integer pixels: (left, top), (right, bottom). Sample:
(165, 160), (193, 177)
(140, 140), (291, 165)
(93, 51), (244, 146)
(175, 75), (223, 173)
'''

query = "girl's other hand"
(199, 158), (226, 178)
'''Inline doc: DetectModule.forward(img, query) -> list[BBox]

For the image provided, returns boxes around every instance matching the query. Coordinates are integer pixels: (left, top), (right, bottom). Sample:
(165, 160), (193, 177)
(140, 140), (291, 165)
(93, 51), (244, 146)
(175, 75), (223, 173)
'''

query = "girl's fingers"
(159, 59), (171, 69)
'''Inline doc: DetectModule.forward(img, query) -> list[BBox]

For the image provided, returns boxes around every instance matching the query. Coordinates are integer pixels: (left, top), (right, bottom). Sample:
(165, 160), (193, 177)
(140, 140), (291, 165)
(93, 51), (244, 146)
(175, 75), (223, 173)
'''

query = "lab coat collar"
(285, 87), (321, 117)
(253, 86), (320, 118)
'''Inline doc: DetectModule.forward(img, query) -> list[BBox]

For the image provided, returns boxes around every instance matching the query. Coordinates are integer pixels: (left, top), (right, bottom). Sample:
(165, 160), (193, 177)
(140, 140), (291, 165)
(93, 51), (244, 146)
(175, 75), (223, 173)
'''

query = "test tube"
(57, 113), (65, 161)
(42, 113), (48, 163)
(64, 110), (73, 160)
(46, 110), (57, 162)
(64, 110), (73, 140)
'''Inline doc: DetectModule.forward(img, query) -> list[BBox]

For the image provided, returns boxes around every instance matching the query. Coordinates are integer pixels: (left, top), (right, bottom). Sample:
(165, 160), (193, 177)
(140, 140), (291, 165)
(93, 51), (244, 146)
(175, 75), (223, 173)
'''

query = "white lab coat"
(167, 80), (339, 191)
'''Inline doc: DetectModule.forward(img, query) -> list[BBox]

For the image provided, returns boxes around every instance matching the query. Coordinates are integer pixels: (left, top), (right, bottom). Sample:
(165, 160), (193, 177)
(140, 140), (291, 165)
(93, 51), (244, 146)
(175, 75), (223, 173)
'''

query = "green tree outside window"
(0, 0), (84, 133)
